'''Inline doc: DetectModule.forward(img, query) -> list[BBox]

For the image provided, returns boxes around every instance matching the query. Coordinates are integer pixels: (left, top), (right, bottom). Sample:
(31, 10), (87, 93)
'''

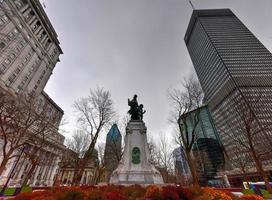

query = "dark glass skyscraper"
(185, 9), (272, 170)
(104, 124), (122, 182)
(185, 105), (225, 185)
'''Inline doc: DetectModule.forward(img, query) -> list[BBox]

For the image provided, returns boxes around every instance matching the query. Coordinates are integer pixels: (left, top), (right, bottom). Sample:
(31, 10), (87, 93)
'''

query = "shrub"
(174, 186), (195, 200)
(12, 184), (267, 200)
(12, 191), (54, 200)
(162, 187), (179, 200)
(12, 193), (32, 200)
(88, 189), (105, 200)
(105, 191), (127, 200)
(197, 187), (233, 200)
(240, 194), (264, 200)
(144, 185), (163, 200)
(56, 190), (84, 200)
(121, 185), (145, 200)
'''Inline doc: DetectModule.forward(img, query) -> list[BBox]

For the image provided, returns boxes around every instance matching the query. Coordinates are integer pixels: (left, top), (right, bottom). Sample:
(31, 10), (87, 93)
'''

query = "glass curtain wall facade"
(104, 124), (122, 182)
(184, 9), (272, 171)
(184, 105), (225, 185)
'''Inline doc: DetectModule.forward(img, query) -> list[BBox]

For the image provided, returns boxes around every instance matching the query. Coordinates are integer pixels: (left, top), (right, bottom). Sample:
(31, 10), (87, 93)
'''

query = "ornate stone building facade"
(0, 0), (62, 94)
(56, 148), (99, 186)
(0, 0), (64, 187)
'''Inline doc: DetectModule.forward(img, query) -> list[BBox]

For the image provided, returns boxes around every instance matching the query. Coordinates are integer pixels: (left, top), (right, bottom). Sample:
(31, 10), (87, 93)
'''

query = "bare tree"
(147, 136), (175, 183)
(54, 130), (94, 185)
(92, 144), (106, 184)
(0, 90), (60, 177)
(147, 138), (159, 167)
(168, 77), (203, 186)
(72, 87), (115, 185)
(157, 135), (175, 183)
(66, 130), (90, 158)
(230, 143), (253, 186)
(218, 90), (272, 190)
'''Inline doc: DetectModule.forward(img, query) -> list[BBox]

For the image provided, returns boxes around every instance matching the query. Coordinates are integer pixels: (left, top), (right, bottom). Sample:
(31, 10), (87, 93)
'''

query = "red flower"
(105, 191), (127, 200)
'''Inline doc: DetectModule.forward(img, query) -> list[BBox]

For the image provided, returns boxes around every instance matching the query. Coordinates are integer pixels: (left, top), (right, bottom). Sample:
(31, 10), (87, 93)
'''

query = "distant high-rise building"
(173, 146), (190, 185)
(0, 0), (64, 187)
(104, 124), (122, 182)
(182, 105), (225, 185)
(185, 9), (272, 172)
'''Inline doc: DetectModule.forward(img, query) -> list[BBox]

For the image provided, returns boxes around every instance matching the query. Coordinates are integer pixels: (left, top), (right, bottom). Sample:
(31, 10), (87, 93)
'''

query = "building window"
(13, 28), (19, 34)
(0, 42), (5, 49)
(10, 53), (16, 59)
(14, 0), (24, 9)
(14, 67), (21, 74)
(4, 59), (11, 65)
(2, 15), (9, 22)
(7, 74), (16, 84)
(8, 32), (15, 39)
(0, 64), (6, 73)
(4, 36), (11, 43)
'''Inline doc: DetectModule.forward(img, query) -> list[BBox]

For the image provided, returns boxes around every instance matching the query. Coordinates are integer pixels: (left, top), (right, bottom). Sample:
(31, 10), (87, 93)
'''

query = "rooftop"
(184, 9), (235, 45)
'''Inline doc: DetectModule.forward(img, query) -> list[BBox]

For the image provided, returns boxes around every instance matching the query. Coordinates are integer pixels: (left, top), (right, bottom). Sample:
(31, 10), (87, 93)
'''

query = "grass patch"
(21, 186), (32, 193)
(3, 187), (16, 196)
(242, 188), (255, 195)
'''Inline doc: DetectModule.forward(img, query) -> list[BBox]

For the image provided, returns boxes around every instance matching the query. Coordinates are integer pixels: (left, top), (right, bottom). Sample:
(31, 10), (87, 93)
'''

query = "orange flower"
(240, 194), (264, 200)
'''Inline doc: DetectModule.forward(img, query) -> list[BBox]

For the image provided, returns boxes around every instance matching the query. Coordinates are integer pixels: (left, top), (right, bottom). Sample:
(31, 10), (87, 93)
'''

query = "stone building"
(0, 0), (64, 187)
(56, 148), (99, 185)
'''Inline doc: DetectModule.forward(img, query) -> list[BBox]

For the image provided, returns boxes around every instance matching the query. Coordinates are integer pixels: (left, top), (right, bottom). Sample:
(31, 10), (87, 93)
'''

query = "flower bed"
(10, 185), (265, 200)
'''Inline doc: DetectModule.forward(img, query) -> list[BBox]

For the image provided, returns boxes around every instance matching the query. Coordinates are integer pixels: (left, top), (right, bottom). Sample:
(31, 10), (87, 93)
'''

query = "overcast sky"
(43, 0), (272, 144)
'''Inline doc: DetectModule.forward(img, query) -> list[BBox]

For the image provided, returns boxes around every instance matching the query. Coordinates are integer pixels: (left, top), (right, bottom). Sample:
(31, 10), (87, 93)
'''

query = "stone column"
(48, 157), (59, 186)
(0, 157), (16, 185)
(32, 166), (40, 186)
(12, 156), (27, 186)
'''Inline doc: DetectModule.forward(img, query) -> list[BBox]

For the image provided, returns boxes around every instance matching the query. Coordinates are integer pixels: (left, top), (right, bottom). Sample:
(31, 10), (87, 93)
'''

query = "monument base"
(110, 120), (164, 185)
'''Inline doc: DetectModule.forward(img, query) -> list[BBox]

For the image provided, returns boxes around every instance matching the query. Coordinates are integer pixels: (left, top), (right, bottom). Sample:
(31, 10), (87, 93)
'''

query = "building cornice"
(28, 0), (62, 54)
(184, 9), (234, 45)
(41, 90), (64, 114)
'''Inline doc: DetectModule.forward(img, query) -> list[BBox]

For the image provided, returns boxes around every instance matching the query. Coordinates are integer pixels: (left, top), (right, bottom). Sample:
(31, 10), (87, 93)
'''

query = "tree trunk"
(21, 164), (36, 187)
(241, 169), (250, 188)
(0, 149), (15, 177)
(74, 128), (101, 185)
(0, 158), (9, 176)
(185, 150), (199, 186)
(251, 146), (271, 190)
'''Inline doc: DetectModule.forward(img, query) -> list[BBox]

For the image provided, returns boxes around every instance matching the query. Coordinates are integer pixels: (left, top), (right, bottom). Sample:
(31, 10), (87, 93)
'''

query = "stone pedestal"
(110, 120), (163, 184)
